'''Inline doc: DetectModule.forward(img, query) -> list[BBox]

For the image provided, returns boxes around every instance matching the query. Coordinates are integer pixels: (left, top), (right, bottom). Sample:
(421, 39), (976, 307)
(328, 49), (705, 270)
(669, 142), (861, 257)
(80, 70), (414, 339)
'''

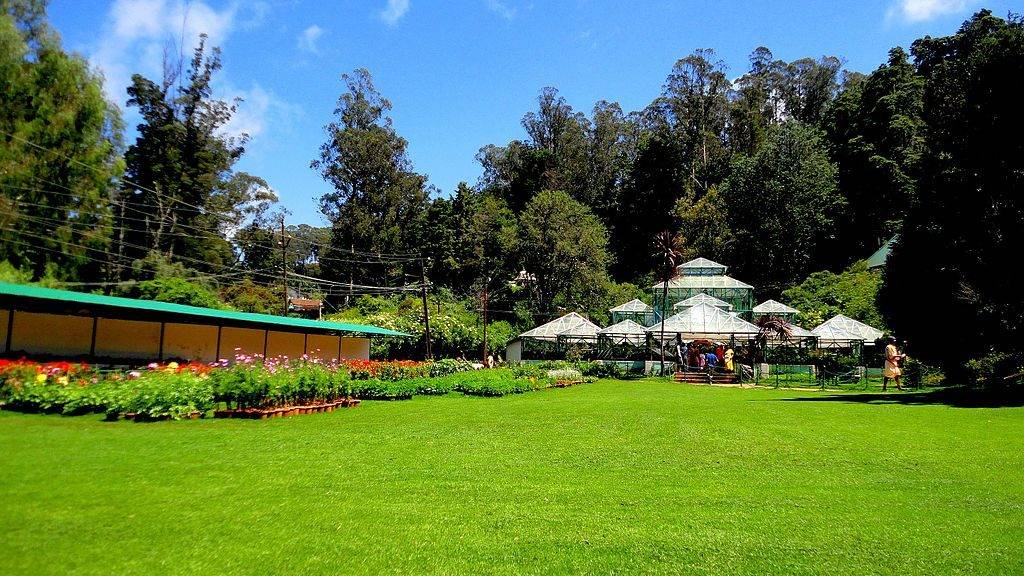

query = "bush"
(109, 372), (214, 419)
(577, 361), (625, 379)
(407, 375), (457, 395)
(454, 369), (544, 396)
(429, 359), (474, 378)
(965, 352), (1023, 388)
(124, 276), (226, 309)
(343, 360), (430, 381)
(348, 379), (417, 400)
(547, 368), (582, 382)
(901, 357), (944, 388)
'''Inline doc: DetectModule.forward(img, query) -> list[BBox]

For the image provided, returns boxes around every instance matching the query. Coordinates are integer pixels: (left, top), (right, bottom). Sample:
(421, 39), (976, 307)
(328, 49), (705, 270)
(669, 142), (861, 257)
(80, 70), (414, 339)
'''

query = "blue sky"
(49, 0), (1016, 225)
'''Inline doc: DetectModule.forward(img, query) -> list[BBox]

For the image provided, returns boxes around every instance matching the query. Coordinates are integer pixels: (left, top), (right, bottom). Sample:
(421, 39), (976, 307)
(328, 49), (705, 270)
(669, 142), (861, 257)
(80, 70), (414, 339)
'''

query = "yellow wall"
(306, 334), (340, 363)
(220, 327), (265, 360)
(10, 311), (92, 357)
(163, 323), (218, 362)
(266, 330), (304, 360)
(341, 337), (370, 360)
(0, 309), (8, 351)
(94, 318), (162, 359)
(2, 308), (376, 363)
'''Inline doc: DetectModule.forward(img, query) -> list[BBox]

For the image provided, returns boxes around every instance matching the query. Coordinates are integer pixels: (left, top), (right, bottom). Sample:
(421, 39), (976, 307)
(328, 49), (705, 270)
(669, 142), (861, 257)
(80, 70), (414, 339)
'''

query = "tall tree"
(0, 2), (123, 281)
(117, 35), (269, 276)
(518, 190), (610, 319)
(610, 114), (681, 281)
(881, 11), (1024, 379)
(826, 47), (924, 259)
(655, 48), (732, 198)
(721, 121), (843, 293)
(313, 68), (430, 289)
(778, 56), (843, 127)
(586, 100), (628, 223)
(477, 87), (590, 213)
(728, 46), (783, 156)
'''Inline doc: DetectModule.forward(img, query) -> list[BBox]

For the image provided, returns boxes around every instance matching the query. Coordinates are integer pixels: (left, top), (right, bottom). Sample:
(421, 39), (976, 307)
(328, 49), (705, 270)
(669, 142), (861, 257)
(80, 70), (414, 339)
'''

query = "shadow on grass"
(778, 386), (1024, 408)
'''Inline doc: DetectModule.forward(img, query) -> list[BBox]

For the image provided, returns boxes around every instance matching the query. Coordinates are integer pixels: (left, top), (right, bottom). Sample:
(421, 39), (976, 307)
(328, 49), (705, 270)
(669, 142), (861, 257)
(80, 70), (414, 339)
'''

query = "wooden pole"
(419, 256), (432, 360)
(281, 219), (288, 316)
(482, 277), (490, 364)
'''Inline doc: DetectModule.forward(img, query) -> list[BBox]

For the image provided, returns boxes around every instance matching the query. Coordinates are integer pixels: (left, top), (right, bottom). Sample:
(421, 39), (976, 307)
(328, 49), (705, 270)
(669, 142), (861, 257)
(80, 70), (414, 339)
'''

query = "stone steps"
(674, 371), (739, 385)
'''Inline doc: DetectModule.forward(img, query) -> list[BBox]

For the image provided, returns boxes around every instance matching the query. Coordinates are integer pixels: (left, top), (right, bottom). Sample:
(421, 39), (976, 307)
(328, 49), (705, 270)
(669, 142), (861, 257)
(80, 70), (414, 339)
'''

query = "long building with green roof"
(0, 282), (407, 364)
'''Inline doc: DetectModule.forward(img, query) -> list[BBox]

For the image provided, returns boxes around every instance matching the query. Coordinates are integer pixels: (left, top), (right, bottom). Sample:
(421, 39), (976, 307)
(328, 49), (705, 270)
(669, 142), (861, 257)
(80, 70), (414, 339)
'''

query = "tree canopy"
(3, 4), (1023, 369)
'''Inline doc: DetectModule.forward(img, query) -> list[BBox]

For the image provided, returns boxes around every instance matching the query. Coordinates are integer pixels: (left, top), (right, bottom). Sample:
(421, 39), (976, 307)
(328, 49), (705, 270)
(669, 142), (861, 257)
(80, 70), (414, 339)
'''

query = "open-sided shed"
(0, 282), (406, 364)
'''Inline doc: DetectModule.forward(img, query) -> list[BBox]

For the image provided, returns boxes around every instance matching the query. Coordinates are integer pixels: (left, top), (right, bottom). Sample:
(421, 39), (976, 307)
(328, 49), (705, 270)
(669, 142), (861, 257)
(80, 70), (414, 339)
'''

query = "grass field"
(2, 379), (1022, 575)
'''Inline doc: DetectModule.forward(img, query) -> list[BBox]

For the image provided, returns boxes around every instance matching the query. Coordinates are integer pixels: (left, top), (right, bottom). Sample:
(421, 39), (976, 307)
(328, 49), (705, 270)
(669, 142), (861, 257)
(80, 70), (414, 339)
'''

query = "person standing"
(724, 347), (734, 372)
(883, 336), (904, 391)
(705, 351), (718, 374)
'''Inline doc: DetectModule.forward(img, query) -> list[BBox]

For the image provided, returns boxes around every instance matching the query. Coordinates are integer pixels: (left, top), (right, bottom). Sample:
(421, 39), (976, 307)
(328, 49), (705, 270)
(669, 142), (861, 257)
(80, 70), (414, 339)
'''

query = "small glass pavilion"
(609, 299), (654, 325)
(752, 299), (799, 323)
(651, 257), (755, 319)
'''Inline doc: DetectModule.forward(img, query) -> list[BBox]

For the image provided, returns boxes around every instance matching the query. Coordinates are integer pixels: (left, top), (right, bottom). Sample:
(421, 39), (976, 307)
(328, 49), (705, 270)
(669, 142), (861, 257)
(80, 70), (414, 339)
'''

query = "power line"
(286, 270), (422, 292)
(0, 127), (240, 227)
(2, 129), (426, 261)
(3, 184), (425, 267)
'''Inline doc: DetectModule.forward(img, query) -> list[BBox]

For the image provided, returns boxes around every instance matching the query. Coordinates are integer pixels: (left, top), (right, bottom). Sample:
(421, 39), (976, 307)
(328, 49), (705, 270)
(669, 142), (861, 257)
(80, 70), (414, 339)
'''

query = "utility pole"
(419, 256), (432, 360)
(482, 276), (490, 364)
(280, 218), (291, 317)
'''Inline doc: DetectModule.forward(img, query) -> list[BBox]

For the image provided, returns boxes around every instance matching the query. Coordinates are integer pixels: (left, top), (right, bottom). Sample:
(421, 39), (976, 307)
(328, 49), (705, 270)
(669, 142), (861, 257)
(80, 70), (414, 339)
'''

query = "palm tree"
(652, 231), (683, 374)
(754, 315), (793, 363)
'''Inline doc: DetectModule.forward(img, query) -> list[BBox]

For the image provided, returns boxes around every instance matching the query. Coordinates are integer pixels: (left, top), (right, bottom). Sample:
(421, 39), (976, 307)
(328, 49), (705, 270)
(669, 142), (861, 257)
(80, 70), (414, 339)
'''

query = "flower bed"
(1, 354), (562, 422)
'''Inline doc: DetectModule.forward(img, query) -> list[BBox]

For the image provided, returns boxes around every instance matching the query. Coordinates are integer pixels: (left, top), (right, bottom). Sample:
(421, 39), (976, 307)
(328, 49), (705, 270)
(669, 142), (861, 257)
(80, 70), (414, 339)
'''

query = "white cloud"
(485, 0), (516, 20)
(886, 0), (977, 23)
(297, 24), (324, 54)
(90, 0), (294, 156)
(379, 0), (410, 25)
(93, 0), (239, 102)
(220, 82), (301, 142)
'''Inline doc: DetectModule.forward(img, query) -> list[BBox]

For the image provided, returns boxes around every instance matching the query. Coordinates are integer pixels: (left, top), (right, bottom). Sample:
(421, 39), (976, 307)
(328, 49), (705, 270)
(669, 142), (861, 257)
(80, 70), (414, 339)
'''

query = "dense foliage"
(2, 4), (1022, 374)
(881, 12), (1024, 380)
(781, 261), (885, 330)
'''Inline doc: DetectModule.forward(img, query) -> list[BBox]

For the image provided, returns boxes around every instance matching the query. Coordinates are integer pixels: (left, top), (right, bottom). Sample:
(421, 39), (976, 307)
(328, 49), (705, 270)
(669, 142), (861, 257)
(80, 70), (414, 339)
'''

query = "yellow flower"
(167, 361), (179, 370)
(57, 376), (69, 386)
(35, 373), (47, 383)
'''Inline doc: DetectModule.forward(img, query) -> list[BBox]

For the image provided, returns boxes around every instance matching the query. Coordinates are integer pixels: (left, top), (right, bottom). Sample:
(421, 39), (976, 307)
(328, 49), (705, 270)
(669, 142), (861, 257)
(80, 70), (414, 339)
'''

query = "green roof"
(0, 282), (408, 337)
(867, 235), (898, 270)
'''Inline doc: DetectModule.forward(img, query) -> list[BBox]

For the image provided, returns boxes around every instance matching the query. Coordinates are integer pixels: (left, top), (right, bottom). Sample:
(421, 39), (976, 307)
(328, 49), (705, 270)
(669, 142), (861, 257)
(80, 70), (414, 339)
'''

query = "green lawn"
(2, 380), (1022, 575)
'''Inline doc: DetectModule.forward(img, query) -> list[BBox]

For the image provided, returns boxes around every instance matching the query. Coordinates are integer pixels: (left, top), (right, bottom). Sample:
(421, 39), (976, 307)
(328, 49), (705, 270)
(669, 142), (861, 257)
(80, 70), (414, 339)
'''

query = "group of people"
(674, 337), (734, 373)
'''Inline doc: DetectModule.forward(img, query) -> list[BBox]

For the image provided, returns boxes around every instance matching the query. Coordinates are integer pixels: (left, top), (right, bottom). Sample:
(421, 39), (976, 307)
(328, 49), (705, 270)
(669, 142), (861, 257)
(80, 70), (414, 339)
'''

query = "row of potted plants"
(0, 356), (592, 421)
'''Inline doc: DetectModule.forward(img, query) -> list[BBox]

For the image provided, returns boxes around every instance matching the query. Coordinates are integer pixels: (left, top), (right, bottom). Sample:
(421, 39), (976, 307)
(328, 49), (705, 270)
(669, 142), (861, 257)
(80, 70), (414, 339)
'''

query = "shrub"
(547, 368), (583, 382)
(109, 371), (214, 419)
(965, 352), (1023, 388)
(348, 379), (417, 400)
(407, 375), (457, 396)
(124, 276), (226, 309)
(454, 369), (544, 397)
(577, 361), (625, 379)
(429, 359), (474, 378)
(902, 357), (944, 388)
(343, 360), (430, 381)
